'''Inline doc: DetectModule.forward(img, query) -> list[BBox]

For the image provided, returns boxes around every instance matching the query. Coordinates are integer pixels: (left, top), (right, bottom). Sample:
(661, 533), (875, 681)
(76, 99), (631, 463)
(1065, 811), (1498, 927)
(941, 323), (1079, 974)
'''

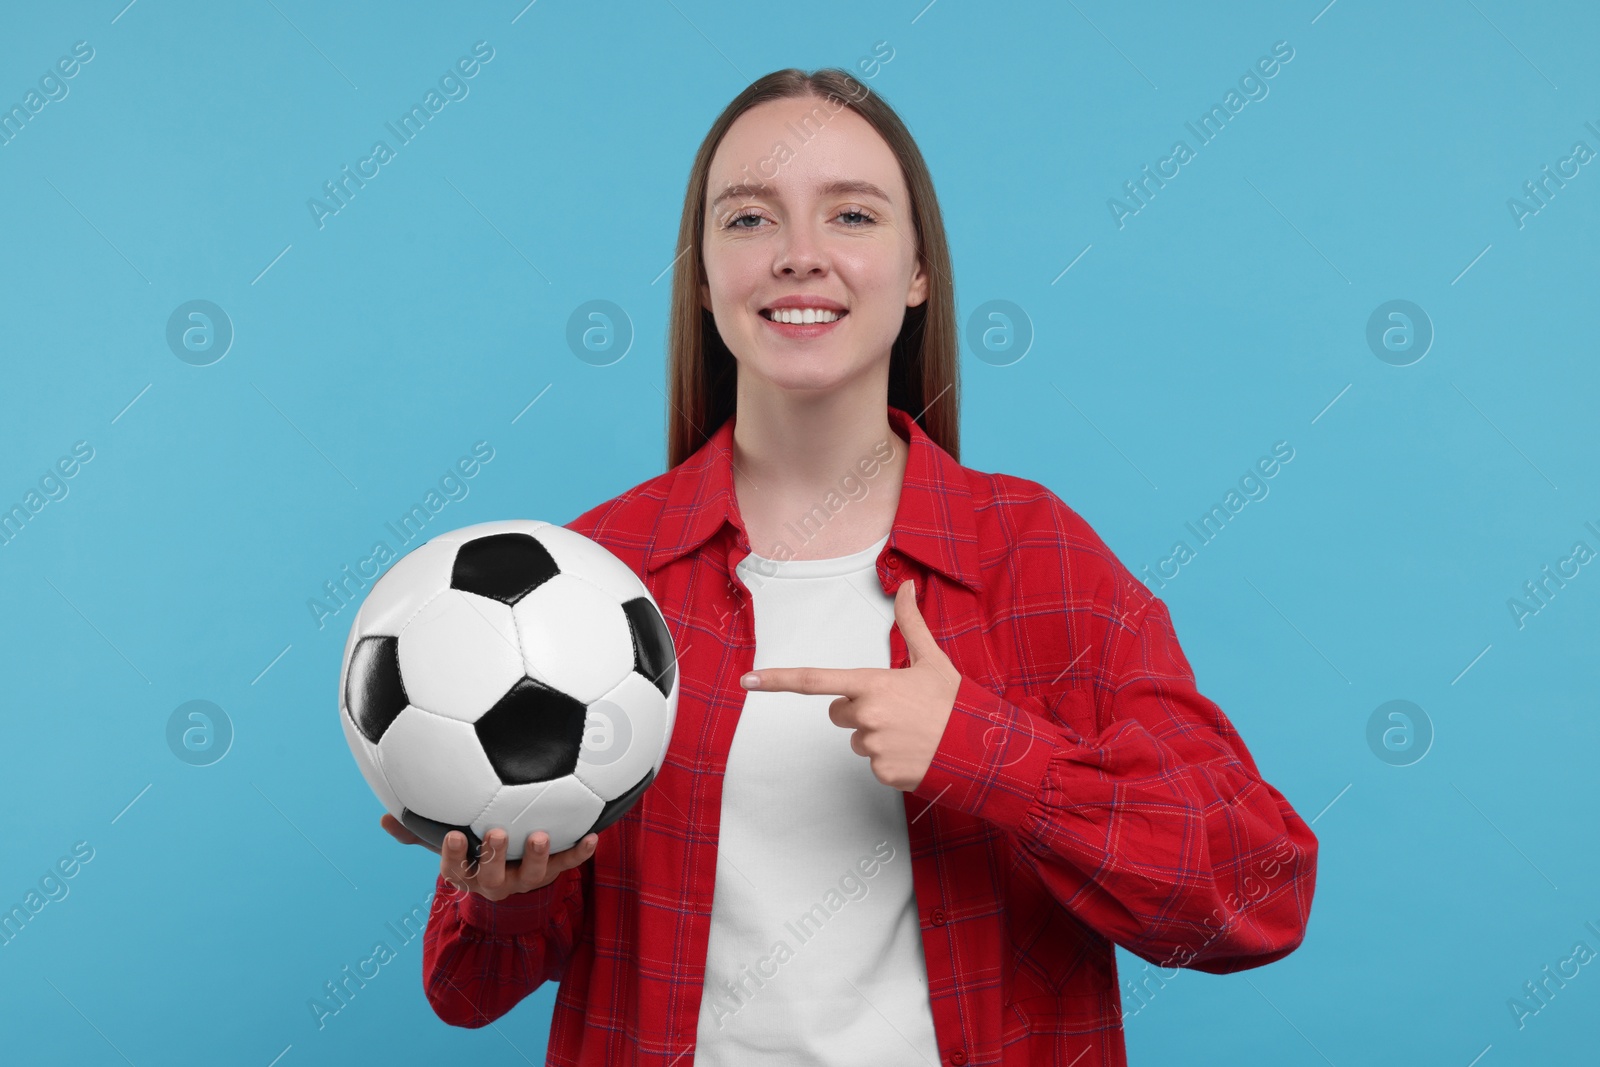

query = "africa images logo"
(307, 42), (495, 230)
(1107, 40), (1295, 229)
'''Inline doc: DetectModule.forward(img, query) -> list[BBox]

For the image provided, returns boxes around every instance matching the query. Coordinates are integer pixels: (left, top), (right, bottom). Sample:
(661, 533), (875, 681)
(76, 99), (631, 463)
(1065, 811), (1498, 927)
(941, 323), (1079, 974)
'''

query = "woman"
(388, 67), (1318, 1065)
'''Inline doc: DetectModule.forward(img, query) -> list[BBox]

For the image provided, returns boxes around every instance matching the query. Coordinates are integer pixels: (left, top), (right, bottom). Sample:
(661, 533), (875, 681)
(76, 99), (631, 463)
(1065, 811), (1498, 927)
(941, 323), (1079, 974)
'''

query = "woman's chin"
(738, 355), (839, 389)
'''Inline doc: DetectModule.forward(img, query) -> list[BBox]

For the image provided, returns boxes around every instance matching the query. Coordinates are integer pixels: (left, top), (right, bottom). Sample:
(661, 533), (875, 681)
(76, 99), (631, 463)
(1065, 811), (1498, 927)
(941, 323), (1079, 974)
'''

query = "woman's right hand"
(380, 813), (598, 902)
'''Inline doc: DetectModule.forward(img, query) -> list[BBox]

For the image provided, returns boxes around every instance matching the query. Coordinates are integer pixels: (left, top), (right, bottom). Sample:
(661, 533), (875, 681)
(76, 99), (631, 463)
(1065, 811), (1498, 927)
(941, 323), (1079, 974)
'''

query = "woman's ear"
(906, 257), (929, 309)
(700, 278), (712, 313)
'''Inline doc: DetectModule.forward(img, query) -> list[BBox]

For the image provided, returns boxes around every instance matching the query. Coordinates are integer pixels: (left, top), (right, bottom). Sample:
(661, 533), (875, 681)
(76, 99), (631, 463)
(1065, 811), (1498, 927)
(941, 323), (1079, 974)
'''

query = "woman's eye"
(724, 208), (878, 229)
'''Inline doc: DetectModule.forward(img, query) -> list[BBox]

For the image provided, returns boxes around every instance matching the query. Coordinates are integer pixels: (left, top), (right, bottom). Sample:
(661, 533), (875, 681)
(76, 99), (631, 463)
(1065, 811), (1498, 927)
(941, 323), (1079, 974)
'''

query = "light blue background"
(2, 2), (1595, 1064)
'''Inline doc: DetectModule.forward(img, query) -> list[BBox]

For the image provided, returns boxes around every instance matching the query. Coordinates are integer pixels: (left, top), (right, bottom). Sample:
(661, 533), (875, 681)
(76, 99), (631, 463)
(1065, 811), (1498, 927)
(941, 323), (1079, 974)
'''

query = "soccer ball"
(338, 519), (677, 862)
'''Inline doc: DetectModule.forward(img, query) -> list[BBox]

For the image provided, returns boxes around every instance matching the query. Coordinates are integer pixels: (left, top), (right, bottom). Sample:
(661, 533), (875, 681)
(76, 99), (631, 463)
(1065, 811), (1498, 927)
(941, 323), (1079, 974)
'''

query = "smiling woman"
(414, 66), (1318, 1067)
(674, 75), (956, 492)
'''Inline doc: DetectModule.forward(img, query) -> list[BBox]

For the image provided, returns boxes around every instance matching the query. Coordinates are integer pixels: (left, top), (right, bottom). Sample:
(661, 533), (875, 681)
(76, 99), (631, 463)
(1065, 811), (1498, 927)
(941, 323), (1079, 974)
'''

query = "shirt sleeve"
(908, 593), (1319, 974)
(421, 861), (588, 1027)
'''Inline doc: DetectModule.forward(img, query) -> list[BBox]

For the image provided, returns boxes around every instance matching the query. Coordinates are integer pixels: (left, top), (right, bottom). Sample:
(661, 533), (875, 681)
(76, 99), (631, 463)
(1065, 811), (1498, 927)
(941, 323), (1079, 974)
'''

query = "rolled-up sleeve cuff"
(909, 674), (1060, 832)
(452, 869), (576, 938)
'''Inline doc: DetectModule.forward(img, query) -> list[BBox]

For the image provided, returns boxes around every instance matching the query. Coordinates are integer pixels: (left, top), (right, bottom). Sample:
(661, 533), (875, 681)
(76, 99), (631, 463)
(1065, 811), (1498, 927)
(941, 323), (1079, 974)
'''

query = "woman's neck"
(728, 386), (909, 561)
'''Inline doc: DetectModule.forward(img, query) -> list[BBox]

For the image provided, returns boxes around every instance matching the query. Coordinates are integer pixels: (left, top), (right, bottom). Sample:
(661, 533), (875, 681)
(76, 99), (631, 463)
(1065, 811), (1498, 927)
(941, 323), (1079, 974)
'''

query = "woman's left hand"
(740, 579), (961, 792)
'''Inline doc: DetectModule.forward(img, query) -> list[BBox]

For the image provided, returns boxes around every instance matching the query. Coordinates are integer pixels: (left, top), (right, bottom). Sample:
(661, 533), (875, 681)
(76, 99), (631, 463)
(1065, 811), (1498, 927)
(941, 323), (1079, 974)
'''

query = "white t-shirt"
(693, 532), (943, 1064)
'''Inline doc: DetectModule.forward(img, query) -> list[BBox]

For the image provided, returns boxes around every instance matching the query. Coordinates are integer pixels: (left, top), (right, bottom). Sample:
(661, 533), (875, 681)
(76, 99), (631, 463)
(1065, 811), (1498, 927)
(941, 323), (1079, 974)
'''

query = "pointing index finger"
(742, 666), (878, 696)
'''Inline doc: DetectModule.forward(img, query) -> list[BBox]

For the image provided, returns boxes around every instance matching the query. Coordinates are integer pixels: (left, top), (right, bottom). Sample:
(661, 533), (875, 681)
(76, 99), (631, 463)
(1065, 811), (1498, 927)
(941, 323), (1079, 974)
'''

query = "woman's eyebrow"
(709, 178), (894, 212)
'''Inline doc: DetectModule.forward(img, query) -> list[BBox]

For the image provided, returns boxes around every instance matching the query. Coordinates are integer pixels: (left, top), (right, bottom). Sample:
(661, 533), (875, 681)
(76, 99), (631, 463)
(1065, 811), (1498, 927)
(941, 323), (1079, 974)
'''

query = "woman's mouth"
(759, 307), (848, 337)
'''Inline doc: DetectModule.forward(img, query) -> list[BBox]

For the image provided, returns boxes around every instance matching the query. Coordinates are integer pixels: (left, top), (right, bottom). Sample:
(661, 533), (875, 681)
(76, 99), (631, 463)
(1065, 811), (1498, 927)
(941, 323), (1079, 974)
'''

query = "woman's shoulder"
(557, 467), (678, 573)
(971, 469), (1120, 565)
(969, 467), (1156, 619)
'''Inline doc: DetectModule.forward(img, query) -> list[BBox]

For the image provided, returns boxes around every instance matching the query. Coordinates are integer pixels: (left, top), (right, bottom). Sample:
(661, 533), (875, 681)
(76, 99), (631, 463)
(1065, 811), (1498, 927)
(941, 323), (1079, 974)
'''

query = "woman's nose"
(775, 223), (828, 276)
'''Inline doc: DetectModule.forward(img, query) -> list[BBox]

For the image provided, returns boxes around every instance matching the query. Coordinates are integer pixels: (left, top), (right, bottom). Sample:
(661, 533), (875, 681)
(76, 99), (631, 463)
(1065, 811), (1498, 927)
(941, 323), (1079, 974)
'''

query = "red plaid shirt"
(422, 404), (1318, 1065)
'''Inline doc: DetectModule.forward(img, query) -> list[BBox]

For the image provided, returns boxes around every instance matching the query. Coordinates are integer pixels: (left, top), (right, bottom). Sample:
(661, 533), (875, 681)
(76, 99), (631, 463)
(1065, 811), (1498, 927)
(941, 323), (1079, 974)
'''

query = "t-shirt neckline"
(739, 532), (890, 580)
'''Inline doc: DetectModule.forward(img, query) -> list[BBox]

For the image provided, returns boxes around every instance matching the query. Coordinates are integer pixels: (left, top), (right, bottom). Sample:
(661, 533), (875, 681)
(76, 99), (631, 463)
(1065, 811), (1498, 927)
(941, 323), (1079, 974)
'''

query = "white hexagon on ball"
(376, 706), (500, 827)
(512, 573), (634, 704)
(573, 671), (669, 802)
(472, 774), (607, 859)
(397, 588), (525, 723)
(354, 538), (460, 637)
(655, 667), (679, 771)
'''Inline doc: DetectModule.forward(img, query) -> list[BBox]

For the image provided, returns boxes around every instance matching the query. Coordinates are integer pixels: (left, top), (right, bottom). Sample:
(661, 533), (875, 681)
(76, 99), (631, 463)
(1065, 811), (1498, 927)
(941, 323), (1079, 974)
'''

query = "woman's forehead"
(708, 101), (905, 206)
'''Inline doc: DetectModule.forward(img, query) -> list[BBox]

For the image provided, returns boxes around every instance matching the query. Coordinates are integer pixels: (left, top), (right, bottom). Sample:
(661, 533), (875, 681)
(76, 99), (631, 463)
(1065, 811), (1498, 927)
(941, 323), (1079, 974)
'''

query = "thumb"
(894, 579), (937, 664)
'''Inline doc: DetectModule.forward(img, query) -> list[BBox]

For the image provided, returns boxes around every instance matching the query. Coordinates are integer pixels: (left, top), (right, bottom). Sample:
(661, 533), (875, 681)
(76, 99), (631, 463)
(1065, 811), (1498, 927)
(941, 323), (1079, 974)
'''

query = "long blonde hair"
(665, 67), (960, 469)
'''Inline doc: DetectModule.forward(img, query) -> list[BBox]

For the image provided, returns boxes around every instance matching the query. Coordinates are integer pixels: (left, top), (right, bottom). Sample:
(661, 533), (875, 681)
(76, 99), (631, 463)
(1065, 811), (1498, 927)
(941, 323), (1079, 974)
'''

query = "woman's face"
(700, 95), (928, 398)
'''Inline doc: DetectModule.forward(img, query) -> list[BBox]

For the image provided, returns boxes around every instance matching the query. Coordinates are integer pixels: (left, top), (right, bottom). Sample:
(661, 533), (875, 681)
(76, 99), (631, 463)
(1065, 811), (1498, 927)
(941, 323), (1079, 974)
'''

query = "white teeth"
(768, 308), (841, 324)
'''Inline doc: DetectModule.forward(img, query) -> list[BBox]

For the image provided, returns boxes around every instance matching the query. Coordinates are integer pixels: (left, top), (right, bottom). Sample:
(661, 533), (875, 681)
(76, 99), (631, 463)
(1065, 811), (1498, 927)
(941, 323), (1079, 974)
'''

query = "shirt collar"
(645, 404), (984, 593)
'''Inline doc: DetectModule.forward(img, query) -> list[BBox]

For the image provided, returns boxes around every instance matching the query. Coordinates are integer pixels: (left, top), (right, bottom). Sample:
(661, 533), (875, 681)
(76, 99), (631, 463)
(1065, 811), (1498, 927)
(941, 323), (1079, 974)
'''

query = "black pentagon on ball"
(582, 767), (655, 839)
(399, 807), (484, 863)
(475, 676), (589, 785)
(450, 532), (560, 606)
(345, 635), (408, 744)
(622, 596), (675, 698)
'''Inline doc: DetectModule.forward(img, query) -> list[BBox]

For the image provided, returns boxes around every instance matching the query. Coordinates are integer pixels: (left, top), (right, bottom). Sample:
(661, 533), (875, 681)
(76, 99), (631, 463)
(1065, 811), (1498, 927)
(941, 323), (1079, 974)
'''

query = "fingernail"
(741, 672), (760, 688)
